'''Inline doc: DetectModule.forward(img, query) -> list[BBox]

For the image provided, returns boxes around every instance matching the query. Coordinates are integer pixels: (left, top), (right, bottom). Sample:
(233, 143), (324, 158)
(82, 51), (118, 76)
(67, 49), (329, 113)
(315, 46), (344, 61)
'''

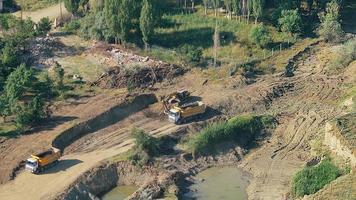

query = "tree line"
(63, 0), (162, 48)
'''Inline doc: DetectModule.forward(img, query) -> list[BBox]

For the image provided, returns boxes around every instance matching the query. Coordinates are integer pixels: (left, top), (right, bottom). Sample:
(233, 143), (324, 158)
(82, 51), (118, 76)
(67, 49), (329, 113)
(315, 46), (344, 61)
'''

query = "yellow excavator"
(25, 147), (61, 174)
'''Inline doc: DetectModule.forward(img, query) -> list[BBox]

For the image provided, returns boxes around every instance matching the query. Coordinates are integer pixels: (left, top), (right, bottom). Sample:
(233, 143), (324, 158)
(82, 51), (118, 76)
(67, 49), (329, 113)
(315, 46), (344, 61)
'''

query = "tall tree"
(252, 0), (264, 24)
(224, 0), (233, 19)
(104, 0), (121, 43)
(140, 0), (155, 49)
(203, 0), (210, 15)
(247, 0), (253, 23)
(212, 0), (220, 16)
(119, 0), (134, 44)
(64, 0), (80, 16)
(232, 0), (241, 21)
(318, 0), (343, 42)
(213, 21), (220, 68)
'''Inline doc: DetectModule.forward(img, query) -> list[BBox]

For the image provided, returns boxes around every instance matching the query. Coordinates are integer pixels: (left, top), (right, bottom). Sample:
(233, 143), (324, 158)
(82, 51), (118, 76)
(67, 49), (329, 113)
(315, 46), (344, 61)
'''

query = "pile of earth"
(90, 63), (185, 89)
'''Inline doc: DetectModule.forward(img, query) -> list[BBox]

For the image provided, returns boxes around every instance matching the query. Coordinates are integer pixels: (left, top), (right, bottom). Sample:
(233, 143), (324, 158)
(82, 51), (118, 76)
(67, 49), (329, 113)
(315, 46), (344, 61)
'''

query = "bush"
(178, 44), (203, 63)
(128, 128), (161, 166)
(189, 115), (270, 154)
(249, 25), (271, 48)
(278, 9), (302, 36)
(62, 20), (81, 34)
(292, 159), (340, 197)
(318, 0), (343, 43)
(36, 17), (52, 36)
(330, 39), (356, 71)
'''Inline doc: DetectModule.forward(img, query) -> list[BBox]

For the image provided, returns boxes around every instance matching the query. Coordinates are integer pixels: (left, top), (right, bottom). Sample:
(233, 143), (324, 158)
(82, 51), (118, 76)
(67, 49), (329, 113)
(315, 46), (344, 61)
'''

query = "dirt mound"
(91, 63), (185, 89)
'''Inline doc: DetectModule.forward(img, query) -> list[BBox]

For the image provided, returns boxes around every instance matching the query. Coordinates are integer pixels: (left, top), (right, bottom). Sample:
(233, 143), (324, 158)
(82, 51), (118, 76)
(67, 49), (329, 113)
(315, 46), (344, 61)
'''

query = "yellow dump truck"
(25, 147), (61, 174)
(168, 101), (206, 124)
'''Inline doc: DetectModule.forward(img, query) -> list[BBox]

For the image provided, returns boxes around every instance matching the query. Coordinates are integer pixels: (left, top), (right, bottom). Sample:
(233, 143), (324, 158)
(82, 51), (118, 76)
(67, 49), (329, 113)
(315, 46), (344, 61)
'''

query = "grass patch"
(291, 158), (341, 197)
(0, 123), (18, 137)
(188, 115), (275, 155)
(150, 7), (295, 72)
(15, 0), (59, 11)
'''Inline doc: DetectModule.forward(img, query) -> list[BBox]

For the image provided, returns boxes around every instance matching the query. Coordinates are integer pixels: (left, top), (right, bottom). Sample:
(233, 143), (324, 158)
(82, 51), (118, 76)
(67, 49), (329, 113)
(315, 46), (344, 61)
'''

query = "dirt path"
(0, 93), (125, 184)
(13, 2), (69, 23)
(241, 43), (344, 200)
(0, 146), (132, 200)
(0, 104), (183, 200)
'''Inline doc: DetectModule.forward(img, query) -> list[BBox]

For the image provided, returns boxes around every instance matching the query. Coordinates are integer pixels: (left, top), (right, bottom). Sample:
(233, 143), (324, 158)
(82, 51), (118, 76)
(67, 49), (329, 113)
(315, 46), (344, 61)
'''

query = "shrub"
(278, 9), (302, 36)
(178, 44), (203, 63)
(318, 0), (343, 43)
(36, 17), (52, 36)
(189, 115), (269, 154)
(292, 159), (340, 197)
(128, 128), (161, 166)
(62, 20), (81, 34)
(249, 25), (271, 48)
(330, 39), (356, 71)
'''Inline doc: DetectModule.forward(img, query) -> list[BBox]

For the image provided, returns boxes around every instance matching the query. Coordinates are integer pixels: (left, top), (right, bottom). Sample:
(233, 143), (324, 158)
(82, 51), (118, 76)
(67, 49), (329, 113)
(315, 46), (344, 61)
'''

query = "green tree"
(318, 0), (343, 43)
(249, 24), (271, 48)
(212, 0), (220, 16)
(36, 17), (52, 36)
(64, 0), (80, 16)
(119, 0), (134, 44)
(232, 0), (241, 21)
(0, 96), (10, 122)
(252, 0), (264, 24)
(104, 0), (121, 43)
(278, 9), (302, 36)
(4, 64), (35, 106)
(140, 0), (155, 49)
(52, 63), (65, 91)
(15, 96), (46, 130)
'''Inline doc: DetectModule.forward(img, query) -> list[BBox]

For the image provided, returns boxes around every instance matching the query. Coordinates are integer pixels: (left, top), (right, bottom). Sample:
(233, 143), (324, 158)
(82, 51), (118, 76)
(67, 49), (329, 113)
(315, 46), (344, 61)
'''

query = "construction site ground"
(0, 26), (355, 200)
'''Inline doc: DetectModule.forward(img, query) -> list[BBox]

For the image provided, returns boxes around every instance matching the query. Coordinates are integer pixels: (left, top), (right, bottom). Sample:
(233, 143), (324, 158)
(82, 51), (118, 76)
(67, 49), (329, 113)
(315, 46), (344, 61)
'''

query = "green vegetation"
(128, 128), (161, 167)
(291, 158), (341, 197)
(329, 38), (356, 71)
(249, 24), (271, 48)
(15, 0), (59, 11)
(188, 115), (275, 155)
(278, 9), (302, 36)
(318, 0), (344, 43)
(36, 17), (52, 36)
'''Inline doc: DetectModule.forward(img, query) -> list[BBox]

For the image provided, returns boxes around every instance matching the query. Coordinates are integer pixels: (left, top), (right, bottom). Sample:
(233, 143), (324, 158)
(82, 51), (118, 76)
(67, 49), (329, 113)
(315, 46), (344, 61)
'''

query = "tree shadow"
(153, 27), (236, 49)
(39, 159), (83, 175)
(25, 116), (78, 134)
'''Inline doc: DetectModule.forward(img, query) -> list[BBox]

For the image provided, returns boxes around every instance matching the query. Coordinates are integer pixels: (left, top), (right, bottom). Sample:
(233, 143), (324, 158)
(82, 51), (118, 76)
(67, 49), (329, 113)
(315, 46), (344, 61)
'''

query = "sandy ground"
(13, 2), (70, 23)
(0, 146), (132, 200)
(241, 43), (346, 200)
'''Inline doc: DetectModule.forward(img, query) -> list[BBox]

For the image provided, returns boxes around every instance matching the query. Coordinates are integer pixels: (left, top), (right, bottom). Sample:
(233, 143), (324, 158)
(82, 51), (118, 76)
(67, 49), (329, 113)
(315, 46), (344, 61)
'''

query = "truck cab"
(168, 108), (181, 124)
(25, 158), (39, 173)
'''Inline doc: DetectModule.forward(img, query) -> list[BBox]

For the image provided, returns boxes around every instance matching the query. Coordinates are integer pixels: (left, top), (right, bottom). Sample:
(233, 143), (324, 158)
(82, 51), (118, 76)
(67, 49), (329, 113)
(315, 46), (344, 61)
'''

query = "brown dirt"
(240, 42), (347, 200)
(0, 38), (352, 200)
(0, 92), (125, 185)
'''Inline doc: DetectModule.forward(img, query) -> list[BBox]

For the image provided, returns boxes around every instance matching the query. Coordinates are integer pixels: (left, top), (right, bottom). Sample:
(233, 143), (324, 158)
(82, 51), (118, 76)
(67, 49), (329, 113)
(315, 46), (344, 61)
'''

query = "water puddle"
(102, 185), (138, 200)
(184, 167), (249, 200)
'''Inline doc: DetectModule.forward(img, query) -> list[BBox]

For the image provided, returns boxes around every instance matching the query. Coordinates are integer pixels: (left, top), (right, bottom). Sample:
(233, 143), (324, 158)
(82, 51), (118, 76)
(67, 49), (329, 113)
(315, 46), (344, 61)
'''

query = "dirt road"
(0, 146), (132, 200)
(13, 2), (70, 23)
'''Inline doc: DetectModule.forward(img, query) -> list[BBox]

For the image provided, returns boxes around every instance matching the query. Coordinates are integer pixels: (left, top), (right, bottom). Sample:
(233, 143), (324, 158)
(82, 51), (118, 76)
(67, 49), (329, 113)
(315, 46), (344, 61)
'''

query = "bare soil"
(0, 38), (353, 200)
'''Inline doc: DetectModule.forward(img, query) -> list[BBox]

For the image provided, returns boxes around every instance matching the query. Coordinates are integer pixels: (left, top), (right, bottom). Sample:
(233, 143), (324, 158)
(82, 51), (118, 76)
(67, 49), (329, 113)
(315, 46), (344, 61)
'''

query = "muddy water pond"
(101, 185), (138, 200)
(184, 167), (249, 200)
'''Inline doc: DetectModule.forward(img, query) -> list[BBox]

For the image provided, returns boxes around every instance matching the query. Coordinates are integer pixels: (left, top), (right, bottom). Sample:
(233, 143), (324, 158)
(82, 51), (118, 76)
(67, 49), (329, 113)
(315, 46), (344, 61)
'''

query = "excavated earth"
(0, 39), (354, 200)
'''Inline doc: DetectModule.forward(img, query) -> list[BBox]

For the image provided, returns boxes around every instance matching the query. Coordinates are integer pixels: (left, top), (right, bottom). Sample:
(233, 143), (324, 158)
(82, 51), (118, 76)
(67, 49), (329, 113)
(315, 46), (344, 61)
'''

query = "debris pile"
(91, 63), (185, 89)
(29, 36), (64, 68)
